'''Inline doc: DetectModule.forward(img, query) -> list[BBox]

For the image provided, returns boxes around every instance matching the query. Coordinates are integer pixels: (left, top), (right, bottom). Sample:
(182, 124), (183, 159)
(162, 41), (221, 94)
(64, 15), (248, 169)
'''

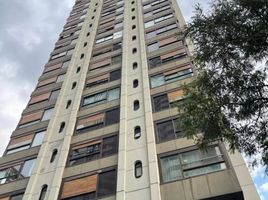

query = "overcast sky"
(0, 0), (265, 199)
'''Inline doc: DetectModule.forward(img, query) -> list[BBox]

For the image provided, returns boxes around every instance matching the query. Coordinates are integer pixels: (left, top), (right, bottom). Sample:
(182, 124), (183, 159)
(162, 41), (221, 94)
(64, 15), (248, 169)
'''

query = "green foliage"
(179, 0), (268, 168)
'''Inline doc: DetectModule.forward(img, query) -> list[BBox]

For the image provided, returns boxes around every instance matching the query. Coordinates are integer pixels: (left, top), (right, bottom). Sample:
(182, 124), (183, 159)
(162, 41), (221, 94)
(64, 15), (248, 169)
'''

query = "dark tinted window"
(110, 69), (121, 81)
(149, 56), (161, 68)
(102, 135), (118, 157)
(106, 108), (120, 125)
(153, 94), (169, 112)
(156, 120), (174, 142)
(97, 170), (117, 197)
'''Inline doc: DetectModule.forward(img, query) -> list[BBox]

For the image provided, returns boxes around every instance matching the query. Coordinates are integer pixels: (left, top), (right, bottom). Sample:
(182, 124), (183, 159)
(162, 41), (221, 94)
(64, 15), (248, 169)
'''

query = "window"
(72, 82), (77, 89)
(50, 149), (58, 163)
(66, 100), (72, 109)
(106, 108), (120, 125)
(150, 74), (165, 88)
(56, 74), (66, 83)
(60, 170), (116, 199)
(153, 94), (169, 112)
(150, 67), (193, 88)
(59, 122), (65, 133)
(39, 185), (48, 200)
(86, 69), (121, 88)
(110, 69), (121, 81)
(61, 175), (98, 199)
(144, 14), (174, 28)
(132, 48), (137, 54)
(102, 135), (118, 157)
(10, 194), (24, 200)
(133, 100), (140, 111)
(69, 135), (118, 166)
(97, 170), (117, 197)
(148, 48), (188, 68)
(6, 131), (45, 154)
(41, 108), (54, 121)
(135, 161), (142, 178)
(155, 118), (183, 143)
(161, 155), (182, 182)
(6, 145), (30, 155)
(31, 130), (46, 147)
(51, 51), (66, 60)
(76, 108), (120, 133)
(148, 56), (161, 68)
(50, 89), (61, 100)
(20, 158), (36, 177)
(133, 62), (138, 69)
(147, 42), (159, 52)
(96, 31), (122, 44)
(82, 88), (120, 107)
(0, 165), (21, 184)
(160, 146), (226, 183)
(134, 126), (141, 139)
(133, 79), (138, 88)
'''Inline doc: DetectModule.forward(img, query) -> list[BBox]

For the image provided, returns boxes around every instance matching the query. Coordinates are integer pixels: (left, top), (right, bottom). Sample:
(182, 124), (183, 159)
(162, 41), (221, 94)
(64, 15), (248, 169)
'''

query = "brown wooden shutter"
(100, 17), (116, 25)
(8, 134), (34, 149)
(29, 92), (51, 105)
(37, 76), (57, 87)
(19, 110), (43, 125)
(90, 59), (111, 70)
(168, 90), (184, 102)
(160, 48), (186, 60)
(77, 113), (105, 130)
(44, 62), (62, 73)
(61, 175), (98, 198)
(163, 65), (192, 76)
(99, 21), (114, 30)
(159, 37), (178, 47)
(72, 140), (102, 150)
(86, 74), (109, 85)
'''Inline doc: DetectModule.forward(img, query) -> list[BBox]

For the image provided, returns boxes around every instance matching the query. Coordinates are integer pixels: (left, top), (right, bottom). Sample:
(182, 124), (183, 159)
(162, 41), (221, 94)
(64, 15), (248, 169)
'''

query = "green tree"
(179, 0), (268, 168)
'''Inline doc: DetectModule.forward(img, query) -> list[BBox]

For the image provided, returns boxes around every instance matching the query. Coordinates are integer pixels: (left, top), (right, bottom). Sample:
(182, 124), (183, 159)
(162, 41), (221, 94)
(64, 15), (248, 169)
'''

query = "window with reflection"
(160, 146), (226, 182)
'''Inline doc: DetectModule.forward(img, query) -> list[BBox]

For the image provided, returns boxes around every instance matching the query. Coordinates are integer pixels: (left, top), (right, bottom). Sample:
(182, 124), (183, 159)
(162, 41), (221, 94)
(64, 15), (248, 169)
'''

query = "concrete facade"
(0, 0), (260, 200)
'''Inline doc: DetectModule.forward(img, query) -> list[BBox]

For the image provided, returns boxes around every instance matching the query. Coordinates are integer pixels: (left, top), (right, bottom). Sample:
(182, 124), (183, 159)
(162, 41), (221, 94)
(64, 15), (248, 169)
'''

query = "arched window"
(132, 35), (137, 41)
(72, 82), (77, 89)
(134, 126), (141, 139)
(132, 25), (136, 30)
(133, 62), (138, 69)
(132, 48), (137, 54)
(76, 67), (81, 73)
(50, 149), (58, 163)
(135, 161), (142, 178)
(133, 79), (139, 88)
(134, 100), (140, 111)
(59, 122), (65, 133)
(80, 54), (84, 59)
(39, 184), (48, 200)
(66, 100), (72, 109)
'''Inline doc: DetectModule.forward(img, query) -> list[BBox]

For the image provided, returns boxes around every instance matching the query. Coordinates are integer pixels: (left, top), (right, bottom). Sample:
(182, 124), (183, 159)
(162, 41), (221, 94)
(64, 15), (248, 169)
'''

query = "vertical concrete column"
(227, 150), (260, 200)
(116, 0), (161, 199)
(23, 0), (103, 199)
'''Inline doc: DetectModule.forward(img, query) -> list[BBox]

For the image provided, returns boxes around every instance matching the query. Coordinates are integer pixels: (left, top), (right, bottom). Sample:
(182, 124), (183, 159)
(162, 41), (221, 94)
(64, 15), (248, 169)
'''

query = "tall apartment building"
(0, 0), (260, 199)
